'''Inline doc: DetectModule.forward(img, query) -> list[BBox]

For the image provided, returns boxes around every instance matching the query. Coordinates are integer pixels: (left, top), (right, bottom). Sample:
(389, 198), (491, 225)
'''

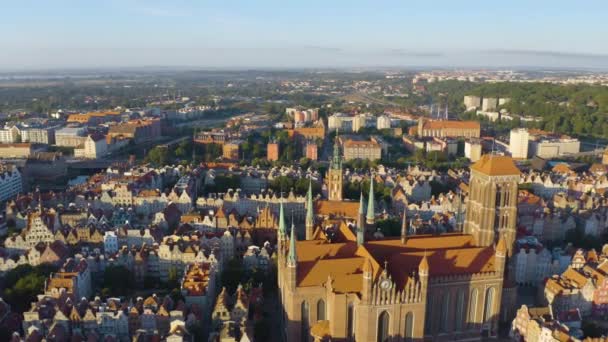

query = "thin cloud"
(303, 45), (345, 53)
(384, 49), (444, 58)
(485, 49), (608, 59)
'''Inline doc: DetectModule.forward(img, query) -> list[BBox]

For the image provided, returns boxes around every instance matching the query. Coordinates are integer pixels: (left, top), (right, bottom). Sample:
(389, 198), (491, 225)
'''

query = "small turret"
(495, 234), (507, 274)
(418, 252), (429, 277)
(418, 252), (429, 299)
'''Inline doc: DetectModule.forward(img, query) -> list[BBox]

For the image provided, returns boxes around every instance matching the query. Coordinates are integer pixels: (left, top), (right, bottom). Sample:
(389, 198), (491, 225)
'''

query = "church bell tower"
(328, 131), (343, 201)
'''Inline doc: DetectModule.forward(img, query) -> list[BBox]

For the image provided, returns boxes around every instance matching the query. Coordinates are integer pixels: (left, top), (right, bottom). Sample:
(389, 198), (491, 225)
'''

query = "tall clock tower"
(328, 132), (343, 201)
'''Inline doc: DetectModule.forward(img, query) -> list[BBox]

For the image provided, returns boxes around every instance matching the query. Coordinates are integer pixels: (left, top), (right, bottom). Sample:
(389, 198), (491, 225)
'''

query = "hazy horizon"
(3, 0), (608, 71)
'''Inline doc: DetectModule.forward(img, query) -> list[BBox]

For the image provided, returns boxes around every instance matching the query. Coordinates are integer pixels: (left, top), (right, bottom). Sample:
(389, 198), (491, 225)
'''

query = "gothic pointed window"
(317, 299), (325, 321)
(377, 311), (390, 342)
(301, 301), (309, 341)
(468, 289), (478, 328)
(404, 312), (414, 341)
(441, 291), (450, 333)
(483, 287), (495, 323)
(347, 303), (354, 339)
(455, 289), (466, 331)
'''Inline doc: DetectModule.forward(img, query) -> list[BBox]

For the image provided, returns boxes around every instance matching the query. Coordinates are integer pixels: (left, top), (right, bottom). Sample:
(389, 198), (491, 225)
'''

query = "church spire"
(278, 201), (286, 239)
(366, 175), (375, 225)
(401, 207), (408, 244)
(287, 219), (297, 268)
(357, 191), (366, 232)
(305, 180), (314, 240)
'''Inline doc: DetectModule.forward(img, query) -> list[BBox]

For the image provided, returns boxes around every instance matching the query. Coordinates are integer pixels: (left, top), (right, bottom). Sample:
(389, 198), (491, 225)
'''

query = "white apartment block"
(529, 138), (581, 158)
(21, 127), (55, 145)
(510, 128), (530, 159)
(0, 126), (20, 143)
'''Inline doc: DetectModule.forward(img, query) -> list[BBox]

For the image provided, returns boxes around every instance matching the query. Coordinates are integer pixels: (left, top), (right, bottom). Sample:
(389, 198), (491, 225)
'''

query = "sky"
(2, 0), (608, 70)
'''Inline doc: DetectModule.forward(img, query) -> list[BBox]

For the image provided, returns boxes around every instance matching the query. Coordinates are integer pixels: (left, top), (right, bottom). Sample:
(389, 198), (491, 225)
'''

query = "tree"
(102, 265), (135, 296)
(146, 147), (169, 165)
(2, 264), (58, 313)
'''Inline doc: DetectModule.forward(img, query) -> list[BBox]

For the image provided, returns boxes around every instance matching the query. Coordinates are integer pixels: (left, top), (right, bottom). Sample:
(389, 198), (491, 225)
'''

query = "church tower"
(464, 154), (520, 255)
(327, 131), (343, 201)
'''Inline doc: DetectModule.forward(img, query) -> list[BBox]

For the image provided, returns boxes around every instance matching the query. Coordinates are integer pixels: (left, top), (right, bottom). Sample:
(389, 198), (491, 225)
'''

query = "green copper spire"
(287, 219), (297, 267)
(306, 180), (314, 225)
(278, 201), (286, 237)
(366, 176), (375, 224)
(359, 191), (365, 215)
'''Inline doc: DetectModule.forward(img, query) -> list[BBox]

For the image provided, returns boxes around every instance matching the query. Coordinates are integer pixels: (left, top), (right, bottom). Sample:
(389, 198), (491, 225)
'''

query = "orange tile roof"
(298, 257), (366, 292)
(343, 139), (380, 148)
(294, 233), (495, 291)
(424, 120), (480, 130)
(471, 154), (520, 176)
(315, 200), (359, 219)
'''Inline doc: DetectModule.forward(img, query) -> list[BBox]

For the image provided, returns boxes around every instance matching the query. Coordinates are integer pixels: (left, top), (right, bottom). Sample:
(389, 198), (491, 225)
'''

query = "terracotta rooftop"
(423, 120), (480, 130)
(294, 232), (497, 292)
(315, 200), (359, 219)
(343, 139), (380, 148)
(471, 154), (520, 176)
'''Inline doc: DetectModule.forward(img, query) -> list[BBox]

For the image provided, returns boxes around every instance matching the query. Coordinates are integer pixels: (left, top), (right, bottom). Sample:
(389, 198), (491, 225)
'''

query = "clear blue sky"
(2, 0), (608, 70)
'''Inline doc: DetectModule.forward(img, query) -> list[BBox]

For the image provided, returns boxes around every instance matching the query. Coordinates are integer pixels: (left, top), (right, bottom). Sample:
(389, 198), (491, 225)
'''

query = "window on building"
(377, 311), (390, 342)
(317, 299), (326, 321)
(301, 301), (309, 341)
(404, 312), (414, 341)
(347, 303), (354, 339)
(483, 287), (495, 323)
(469, 289), (478, 328)
(424, 296), (432, 334)
(441, 291), (451, 333)
(455, 289), (465, 331)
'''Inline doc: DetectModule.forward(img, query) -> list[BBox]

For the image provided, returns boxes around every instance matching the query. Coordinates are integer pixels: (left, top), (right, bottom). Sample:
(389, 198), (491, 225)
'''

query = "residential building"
(529, 137), (581, 158)
(376, 115), (391, 130)
(74, 134), (108, 159)
(464, 139), (482, 162)
(510, 128), (530, 159)
(463, 95), (481, 111)
(482, 98), (498, 112)
(305, 142), (317, 161)
(0, 126), (20, 143)
(342, 139), (382, 161)
(180, 262), (218, 312)
(55, 126), (87, 147)
(267, 142), (279, 162)
(108, 118), (161, 144)
(21, 127), (56, 145)
(544, 248), (608, 318)
(223, 140), (241, 160)
(0, 165), (22, 202)
(0, 143), (32, 158)
(416, 119), (480, 138)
